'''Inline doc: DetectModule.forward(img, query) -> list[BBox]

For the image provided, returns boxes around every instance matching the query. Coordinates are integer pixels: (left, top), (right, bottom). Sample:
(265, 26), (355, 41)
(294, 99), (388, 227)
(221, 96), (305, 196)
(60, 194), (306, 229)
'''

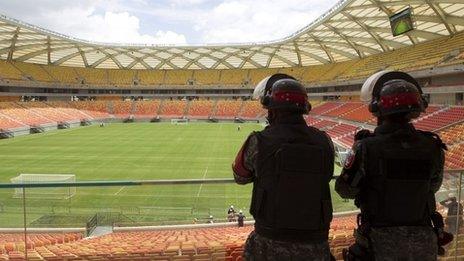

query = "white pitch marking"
(195, 167), (209, 198)
(114, 186), (125, 195)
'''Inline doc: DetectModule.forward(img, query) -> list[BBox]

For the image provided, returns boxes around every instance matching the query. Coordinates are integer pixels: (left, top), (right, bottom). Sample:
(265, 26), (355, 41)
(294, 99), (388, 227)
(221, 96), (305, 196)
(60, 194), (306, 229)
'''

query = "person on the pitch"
(336, 71), (450, 261)
(232, 74), (335, 260)
(440, 193), (463, 234)
(228, 205), (236, 222)
(237, 210), (245, 227)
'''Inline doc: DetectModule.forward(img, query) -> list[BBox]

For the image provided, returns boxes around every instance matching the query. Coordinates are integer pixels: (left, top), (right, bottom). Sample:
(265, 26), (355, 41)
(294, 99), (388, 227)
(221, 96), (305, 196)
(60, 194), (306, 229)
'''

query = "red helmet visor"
(380, 92), (420, 109)
(272, 90), (307, 104)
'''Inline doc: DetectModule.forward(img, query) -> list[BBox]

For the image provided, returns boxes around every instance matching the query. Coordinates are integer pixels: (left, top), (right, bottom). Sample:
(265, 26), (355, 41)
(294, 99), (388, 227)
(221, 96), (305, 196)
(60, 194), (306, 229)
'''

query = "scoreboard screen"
(389, 8), (414, 36)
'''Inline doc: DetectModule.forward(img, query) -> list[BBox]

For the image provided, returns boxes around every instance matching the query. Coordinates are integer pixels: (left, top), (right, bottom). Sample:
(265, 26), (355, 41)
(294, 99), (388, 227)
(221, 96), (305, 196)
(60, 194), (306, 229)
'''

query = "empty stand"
(0, 216), (358, 260)
(112, 101), (134, 118)
(108, 70), (135, 86)
(70, 101), (110, 119)
(214, 100), (243, 118)
(187, 100), (215, 118)
(0, 61), (23, 81)
(239, 101), (265, 119)
(74, 68), (108, 85)
(13, 62), (53, 82)
(446, 143), (464, 170)
(159, 100), (187, 117)
(413, 106), (464, 131)
(133, 100), (161, 118)
(138, 70), (165, 85)
(309, 102), (343, 115)
(324, 103), (364, 117)
(441, 123), (464, 145)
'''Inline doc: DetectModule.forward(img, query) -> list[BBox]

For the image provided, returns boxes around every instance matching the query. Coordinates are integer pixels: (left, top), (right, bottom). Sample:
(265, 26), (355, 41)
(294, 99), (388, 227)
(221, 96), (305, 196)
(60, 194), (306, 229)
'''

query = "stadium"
(0, 0), (463, 260)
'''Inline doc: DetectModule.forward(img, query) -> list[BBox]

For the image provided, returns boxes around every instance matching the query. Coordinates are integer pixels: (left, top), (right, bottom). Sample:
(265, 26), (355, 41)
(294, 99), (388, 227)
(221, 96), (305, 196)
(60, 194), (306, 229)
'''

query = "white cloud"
(0, 0), (337, 45)
(0, 0), (188, 45)
(46, 9), (187, 45)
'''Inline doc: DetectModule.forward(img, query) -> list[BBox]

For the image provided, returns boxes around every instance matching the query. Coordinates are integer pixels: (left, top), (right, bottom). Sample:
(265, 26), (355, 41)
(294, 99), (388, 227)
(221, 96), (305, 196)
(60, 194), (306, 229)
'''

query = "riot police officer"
(232, 74), (335, 260)
(335, 71), (448, 261)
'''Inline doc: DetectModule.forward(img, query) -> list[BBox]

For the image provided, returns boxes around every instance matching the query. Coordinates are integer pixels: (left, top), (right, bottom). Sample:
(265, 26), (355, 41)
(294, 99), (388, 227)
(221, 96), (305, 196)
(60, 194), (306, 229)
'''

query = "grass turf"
(0, 122), (353, 227)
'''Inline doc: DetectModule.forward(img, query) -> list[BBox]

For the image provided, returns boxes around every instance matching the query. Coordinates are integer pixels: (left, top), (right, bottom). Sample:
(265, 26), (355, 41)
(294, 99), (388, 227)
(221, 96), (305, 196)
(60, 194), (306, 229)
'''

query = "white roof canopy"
(0, 0), (463, 70)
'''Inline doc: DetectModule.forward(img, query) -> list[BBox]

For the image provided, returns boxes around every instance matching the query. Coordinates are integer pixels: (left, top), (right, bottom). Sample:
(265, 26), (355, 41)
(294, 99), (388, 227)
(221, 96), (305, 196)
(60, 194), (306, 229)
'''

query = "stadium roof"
(0, 0), (463, 70)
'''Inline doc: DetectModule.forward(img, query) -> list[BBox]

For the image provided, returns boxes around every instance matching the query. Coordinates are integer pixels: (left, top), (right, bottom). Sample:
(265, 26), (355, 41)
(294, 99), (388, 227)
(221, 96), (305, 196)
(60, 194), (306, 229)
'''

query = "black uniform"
(233, 115), (335, 260)
(440, 197), (463, 234)
(336, 123), (445, 260)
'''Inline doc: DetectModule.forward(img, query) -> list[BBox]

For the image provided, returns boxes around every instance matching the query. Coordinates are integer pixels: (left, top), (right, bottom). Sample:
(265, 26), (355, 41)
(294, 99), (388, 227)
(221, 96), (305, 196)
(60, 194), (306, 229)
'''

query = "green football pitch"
(0, 123), (353, 228)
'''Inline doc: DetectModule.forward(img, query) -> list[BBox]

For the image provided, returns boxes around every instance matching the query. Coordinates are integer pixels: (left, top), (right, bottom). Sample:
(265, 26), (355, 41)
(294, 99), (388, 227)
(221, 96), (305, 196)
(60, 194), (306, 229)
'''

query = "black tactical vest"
(358, 128), (441, 227)
(250, 123), (333, 242)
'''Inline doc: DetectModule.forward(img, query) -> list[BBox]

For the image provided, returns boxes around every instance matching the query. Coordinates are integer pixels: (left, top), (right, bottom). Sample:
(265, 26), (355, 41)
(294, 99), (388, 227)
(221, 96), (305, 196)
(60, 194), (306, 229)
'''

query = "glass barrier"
(0, 172), (462, 260)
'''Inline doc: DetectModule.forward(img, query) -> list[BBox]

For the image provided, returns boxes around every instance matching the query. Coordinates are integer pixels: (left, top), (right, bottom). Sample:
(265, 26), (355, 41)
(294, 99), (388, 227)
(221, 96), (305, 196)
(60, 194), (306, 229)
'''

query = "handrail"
(1, 176), (341, 188)
(1, 178), (236, 189)
(1, 170), (463, 189)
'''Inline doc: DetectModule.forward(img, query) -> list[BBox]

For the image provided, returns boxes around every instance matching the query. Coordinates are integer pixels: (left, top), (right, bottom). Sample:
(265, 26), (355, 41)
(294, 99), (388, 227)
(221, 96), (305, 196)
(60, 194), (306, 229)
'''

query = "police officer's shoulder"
(416, 130), (448, 150)
(307, 125), (330, 139)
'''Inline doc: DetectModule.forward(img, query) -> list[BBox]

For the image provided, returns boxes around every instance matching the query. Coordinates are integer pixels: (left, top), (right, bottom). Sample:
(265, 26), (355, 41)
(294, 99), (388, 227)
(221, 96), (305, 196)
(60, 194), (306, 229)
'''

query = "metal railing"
(0, 170), (463, 260)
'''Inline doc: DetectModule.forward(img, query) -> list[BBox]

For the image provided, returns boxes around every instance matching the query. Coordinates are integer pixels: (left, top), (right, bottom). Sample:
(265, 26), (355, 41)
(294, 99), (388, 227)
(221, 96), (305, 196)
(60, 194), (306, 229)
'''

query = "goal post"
(10, 174), (76, 199)
(170, 118), (189, 125)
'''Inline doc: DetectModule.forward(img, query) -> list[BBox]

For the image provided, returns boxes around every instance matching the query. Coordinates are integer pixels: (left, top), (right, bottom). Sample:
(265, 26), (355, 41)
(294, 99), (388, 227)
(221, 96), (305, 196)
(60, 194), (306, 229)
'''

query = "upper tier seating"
(1, 32), (463, 87)
(13, 62), (53, 82)
(188, 100), (215, 118)
(73, 68), (108, 85)
(108, 70), (135, 86)
(137, 70), (165, 86)
(165, 70), (192, 85)
(193, 70), (220, 85)
(214, 100), (243, 118)
(0, 61), (23, 80)
(44, 66), (80, 84)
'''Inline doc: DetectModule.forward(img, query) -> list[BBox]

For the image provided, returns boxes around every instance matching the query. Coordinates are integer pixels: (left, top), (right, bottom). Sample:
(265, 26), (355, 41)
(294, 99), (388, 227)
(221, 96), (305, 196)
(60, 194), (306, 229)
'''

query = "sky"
(0, 0), (339, 45)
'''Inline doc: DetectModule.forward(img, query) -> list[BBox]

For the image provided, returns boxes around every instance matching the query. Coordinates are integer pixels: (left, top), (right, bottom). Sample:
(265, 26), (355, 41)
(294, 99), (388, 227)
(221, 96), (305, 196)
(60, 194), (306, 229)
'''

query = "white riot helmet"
(360, 70), (428, 118)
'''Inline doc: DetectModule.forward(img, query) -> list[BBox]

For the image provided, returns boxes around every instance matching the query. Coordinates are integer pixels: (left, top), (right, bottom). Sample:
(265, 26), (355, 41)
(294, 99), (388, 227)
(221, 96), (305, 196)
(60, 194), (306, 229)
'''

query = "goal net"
(171, 119), (189, 125)
(10, 174), (76, 199)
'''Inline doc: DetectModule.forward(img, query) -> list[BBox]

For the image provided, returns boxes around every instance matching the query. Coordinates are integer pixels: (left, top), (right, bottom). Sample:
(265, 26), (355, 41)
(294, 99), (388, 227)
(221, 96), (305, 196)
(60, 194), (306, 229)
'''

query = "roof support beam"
(46, 36), (51, 64)
(77, 47), (89, 67)
(7, 27), (20, 61)
(320, 24), (364, 58)
(425, 0), (457, 35)
(308, 34), (335, 62)
(293, 42), (302, 66)
(15, 46), (72, 62)
(53, 51), (82, 65)
(341, 11), (389, 51)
